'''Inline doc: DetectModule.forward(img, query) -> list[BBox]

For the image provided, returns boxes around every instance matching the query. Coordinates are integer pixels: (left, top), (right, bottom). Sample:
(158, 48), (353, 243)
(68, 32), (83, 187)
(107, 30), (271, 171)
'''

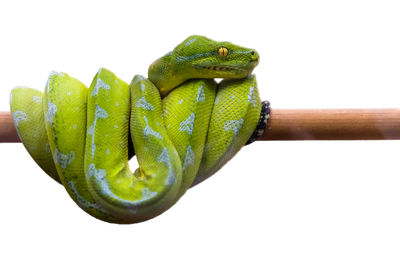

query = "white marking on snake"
(231, 50), (254, 55)
(95, 105), (109, 119)
(196, 84), (205, 102)
(88, 105), (109, 157)
(248, 86), (257, 107)
(67, 181), (104, 211)
(141, 83), (146, 91)
(12, 111), (27, 127)
(53, 149), (75, 169)
(115, 102), (119, 106)
(87, 163), (158, 207)
(157, 148), (176, 185)
(132, 75), (144, 85)
(91, 78), (111, 96)
(67, 92), (71, 95)
(49, 71), (64, 77)
(176, 52), (214, 62)
(143, 116), (163, 139)
(182, 145), (195, 171)
(9, 92), (12, 104)
(32, 95), (42, 103)
(87, 164), (106, 180)
(179, 99), (183, 104)
(142, 188), (158, 200)
(223, 118), (244, 136)
(185, 37), (196, 46)
(114, 124), (118, 129)
(136, 97), (154, 110)
(73, 124), (77, 130)
(46, 71), (65, 92)
(46, 80), (50, 93)
(90, 144), (96, 158)
(106, 149), (110, 155)
(179, 113), (195, 135)
(46, 102), (57, 126)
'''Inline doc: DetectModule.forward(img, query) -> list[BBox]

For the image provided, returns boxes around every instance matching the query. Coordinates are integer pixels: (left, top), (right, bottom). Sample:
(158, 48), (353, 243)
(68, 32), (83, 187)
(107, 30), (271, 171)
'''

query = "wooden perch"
(1, 109), (400, 143)
(262, 109), (400, 140)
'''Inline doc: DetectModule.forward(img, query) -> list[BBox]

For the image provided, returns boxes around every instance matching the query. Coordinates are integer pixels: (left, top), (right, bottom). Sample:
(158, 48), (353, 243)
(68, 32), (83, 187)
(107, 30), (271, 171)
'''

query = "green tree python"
(9, 35), (269, 223)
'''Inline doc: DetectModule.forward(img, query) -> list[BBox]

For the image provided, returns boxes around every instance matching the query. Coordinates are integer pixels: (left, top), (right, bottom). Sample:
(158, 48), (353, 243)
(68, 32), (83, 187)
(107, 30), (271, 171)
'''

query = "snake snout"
(252, 58), (259, 68)
(250, 50), (260, 66)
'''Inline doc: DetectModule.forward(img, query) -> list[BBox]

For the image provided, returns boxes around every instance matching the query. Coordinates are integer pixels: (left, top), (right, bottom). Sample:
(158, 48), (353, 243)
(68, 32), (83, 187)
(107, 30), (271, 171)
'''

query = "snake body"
(10, 35), (262, 223)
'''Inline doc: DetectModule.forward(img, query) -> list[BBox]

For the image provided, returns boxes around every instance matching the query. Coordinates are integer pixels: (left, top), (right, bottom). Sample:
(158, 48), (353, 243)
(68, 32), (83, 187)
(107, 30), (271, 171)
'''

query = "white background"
(1, 0), (400, 266)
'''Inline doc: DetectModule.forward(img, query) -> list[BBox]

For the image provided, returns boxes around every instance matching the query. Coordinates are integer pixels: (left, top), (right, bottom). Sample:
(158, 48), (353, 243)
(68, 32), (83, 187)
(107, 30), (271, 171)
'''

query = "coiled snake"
(9, 35), (265, 223)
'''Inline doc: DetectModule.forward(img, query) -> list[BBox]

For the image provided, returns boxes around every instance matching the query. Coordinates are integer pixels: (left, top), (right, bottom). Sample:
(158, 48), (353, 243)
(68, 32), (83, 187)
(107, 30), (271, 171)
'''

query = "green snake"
(9, 35), (263, 223)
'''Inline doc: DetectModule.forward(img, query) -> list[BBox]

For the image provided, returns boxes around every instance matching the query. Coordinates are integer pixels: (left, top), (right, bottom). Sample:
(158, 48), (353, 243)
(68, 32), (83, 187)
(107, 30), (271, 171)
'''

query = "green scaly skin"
(9, 35), (262, 223)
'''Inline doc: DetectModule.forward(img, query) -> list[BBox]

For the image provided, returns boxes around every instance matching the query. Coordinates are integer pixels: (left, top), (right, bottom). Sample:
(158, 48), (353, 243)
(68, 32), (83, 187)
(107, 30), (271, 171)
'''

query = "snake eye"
(218, 46), (229, 58)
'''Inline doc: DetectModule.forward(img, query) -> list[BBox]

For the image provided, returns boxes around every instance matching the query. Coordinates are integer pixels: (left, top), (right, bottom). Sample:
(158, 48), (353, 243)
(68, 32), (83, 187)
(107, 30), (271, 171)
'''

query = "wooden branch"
(0, 111), (20, 142)
(1, 109), (400, 143)
(260, 109), (400, 140)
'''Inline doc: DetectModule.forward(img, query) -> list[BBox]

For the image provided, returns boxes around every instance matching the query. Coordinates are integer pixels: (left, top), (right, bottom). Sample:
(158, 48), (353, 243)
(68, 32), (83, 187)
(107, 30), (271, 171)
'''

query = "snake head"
(148, 35), (259, 96)
(174, 35), (260, 77)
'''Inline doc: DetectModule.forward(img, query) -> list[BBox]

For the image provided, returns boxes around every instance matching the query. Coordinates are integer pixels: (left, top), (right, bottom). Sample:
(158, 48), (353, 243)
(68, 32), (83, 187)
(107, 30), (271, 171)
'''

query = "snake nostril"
(251, 51), (255, 56)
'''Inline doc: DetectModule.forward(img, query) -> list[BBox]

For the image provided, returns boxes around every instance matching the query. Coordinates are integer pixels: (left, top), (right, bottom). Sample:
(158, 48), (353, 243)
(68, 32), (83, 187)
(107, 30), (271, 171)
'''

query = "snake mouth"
(197, 65), (239, 71)
(195, 64), (251, 75)
(252, 58), (259, 67)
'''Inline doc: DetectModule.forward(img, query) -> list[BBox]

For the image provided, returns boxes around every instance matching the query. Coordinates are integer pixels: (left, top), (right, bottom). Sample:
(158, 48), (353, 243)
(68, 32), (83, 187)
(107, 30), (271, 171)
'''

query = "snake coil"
(9, 35), (267, 223)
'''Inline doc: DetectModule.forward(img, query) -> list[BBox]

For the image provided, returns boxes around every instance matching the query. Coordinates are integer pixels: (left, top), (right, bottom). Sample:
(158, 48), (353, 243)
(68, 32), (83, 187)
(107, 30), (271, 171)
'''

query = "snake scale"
(9, 35), (266, 223)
